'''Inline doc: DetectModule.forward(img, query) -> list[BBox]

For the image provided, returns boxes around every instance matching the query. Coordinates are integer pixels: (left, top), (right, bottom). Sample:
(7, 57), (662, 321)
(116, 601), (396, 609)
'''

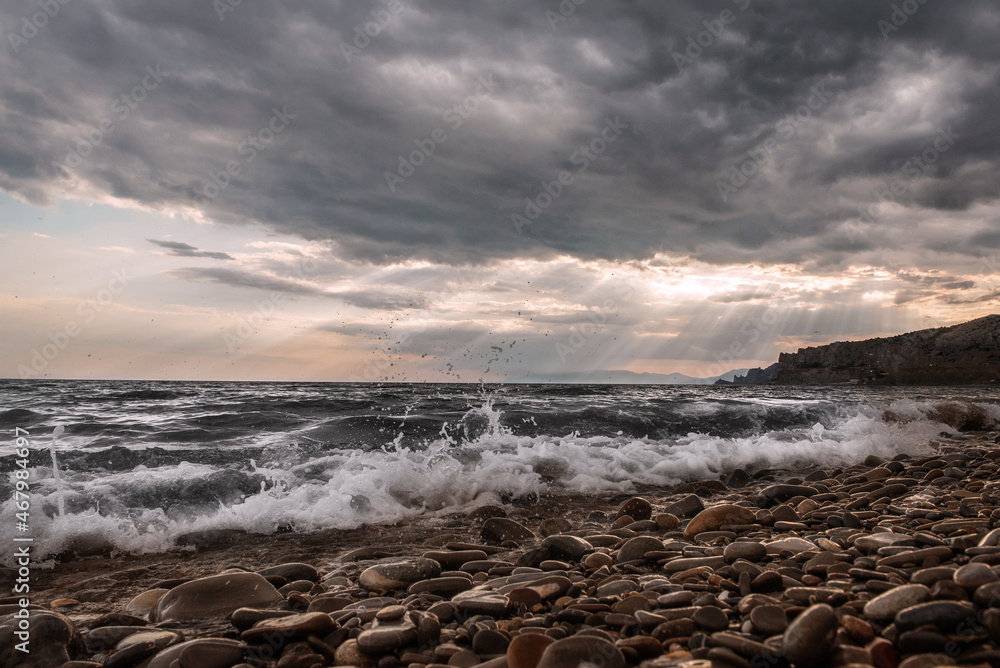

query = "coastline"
(5, 429), (1000, 667)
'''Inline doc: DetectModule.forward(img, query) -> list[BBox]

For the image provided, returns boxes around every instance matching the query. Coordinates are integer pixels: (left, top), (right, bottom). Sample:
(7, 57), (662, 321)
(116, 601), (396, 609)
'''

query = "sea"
(1, 379), (999, 561)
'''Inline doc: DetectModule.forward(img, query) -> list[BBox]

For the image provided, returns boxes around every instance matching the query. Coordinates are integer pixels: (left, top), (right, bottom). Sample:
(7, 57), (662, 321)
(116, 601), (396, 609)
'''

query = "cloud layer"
(2, 0), (997, 269)
(2, 1), (999, 381)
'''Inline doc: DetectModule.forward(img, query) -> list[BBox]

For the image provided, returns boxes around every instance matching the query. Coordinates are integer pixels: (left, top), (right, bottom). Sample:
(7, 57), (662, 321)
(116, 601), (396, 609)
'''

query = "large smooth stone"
(750, 604), (787, 636)
(662, 555), (725, 573)
(507, 633), (556, 668)
(505, 575), (572, 604)
(473, 629), (510, 655)
(125, 589), (169, 619)
(240, 612), (336, 643)
(0, 610), (79, 668)
(356, 618), (418, 654)
(663, 494), (704, 517)
(693, 605), (729, 632)
(724, 541), (767, 563)
(617, 497), (653, 521)
(894, 601), (978, 632)
(954, 563), (998, 590)
(616, 536), (664, 563)
(683, 504), (756, 540)
(108, 630), (181, 668)
(864, 585), (930, 621)
(539, 518), (573, 536)
(979, 527), (1000, 547)
(452, 591), (511, 616)
(358, 558), (442, 591)
(153, 573), (282, 621)
(481, 518), (535, 544)
(783, 604), (836, 665)
(764, 537), (816, 554)
(142, 638), (246, 668)
(257, 563), (319, 583)
(758, 484), (817, 506)
(407, 576), (474, 596)
(536, 635), (626, 668)
(334, 639), (375, 667)
(541, 535), (593, 561)
(854, 533), (914, 554)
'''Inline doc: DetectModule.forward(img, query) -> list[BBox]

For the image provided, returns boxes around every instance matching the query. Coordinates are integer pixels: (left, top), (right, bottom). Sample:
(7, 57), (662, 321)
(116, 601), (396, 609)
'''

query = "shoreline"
(4, 430), (1000, 667)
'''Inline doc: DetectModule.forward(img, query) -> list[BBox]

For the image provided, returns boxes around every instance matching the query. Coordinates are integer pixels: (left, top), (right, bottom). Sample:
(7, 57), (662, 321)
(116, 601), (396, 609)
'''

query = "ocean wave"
(3, 394), (990, 560)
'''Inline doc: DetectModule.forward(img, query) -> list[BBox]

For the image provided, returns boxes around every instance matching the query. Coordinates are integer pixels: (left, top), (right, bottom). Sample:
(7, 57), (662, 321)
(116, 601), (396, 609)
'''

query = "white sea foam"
(0, 397), (986, 560)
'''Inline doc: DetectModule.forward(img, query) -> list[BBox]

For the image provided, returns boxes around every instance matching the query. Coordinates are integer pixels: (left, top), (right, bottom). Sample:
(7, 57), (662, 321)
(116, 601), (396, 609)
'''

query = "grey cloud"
(167, 267), (324, 295)
(148, 239), (234, 260)
(0, 0), (998, 269)
(169, 266), (425, 310)
(334, 291), (430, 311)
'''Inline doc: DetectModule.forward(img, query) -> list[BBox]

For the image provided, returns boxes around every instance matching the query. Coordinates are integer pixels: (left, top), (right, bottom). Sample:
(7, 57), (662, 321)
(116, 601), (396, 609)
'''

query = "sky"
(1, 0), (999, 382)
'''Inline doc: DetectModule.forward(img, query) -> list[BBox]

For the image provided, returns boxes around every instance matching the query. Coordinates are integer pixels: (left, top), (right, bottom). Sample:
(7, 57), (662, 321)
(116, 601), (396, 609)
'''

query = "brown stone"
(507, 633), (556, 668)
(782, 604), (837, 666)
(153, 573), (281, 622)
(536, 636), (626, 668)
(616, 497), (653, 521)
(683, 504), (756, 540)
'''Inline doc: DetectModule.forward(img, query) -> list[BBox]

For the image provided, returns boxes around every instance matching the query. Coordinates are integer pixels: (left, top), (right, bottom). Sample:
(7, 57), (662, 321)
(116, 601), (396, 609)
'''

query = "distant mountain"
(714, 363), (780, 386)
(777, 314), (1000, 385)
(508, 368), (749, 385)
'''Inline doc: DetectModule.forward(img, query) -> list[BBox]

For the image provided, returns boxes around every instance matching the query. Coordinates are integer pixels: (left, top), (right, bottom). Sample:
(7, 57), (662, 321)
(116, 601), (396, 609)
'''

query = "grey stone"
(153, 573), (281, 622)
(864, 584), (931, 621)
(359, 557), (442, 591)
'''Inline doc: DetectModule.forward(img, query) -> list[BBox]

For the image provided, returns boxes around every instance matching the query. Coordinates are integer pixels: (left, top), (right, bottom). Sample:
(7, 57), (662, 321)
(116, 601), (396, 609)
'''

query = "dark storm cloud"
(2, 0), (998, 267)
(147, 239), (234, 260)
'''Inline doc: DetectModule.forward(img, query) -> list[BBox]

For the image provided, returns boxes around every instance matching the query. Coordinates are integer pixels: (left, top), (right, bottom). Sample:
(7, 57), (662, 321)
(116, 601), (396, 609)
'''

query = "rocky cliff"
(715, 363), (779, 386)
(776, 314), (1000, 385)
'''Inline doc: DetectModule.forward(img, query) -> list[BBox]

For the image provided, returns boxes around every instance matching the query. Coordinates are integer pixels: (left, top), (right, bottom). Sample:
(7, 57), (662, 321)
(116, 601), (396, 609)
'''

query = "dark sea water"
(1, 380), (999, 559)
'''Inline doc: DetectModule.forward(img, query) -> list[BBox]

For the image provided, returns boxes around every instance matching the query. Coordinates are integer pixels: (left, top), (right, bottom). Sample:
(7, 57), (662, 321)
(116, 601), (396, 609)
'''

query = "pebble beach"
(5, 431), (1000, 668)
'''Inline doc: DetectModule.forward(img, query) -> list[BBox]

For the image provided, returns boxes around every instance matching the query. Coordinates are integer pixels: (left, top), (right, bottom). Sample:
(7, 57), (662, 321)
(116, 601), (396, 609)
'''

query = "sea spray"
(1, 381), (997, 562)
(49, 424), (66, 517)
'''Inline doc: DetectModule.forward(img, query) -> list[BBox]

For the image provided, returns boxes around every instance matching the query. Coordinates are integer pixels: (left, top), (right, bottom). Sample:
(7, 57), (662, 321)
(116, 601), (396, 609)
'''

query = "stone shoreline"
(4, 431), (1000, 668)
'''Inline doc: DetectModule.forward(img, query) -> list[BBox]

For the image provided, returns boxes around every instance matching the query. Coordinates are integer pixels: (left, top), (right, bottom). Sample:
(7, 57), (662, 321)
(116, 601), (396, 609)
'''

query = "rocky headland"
(714, 314), (1000, 386)
(6, 430), (1000, 667)
(775, 315), (1000, 386)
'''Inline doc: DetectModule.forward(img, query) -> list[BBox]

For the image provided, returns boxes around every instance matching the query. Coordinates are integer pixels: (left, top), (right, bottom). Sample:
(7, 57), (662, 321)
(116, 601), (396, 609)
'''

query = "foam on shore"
(3, 397), (990, 561)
